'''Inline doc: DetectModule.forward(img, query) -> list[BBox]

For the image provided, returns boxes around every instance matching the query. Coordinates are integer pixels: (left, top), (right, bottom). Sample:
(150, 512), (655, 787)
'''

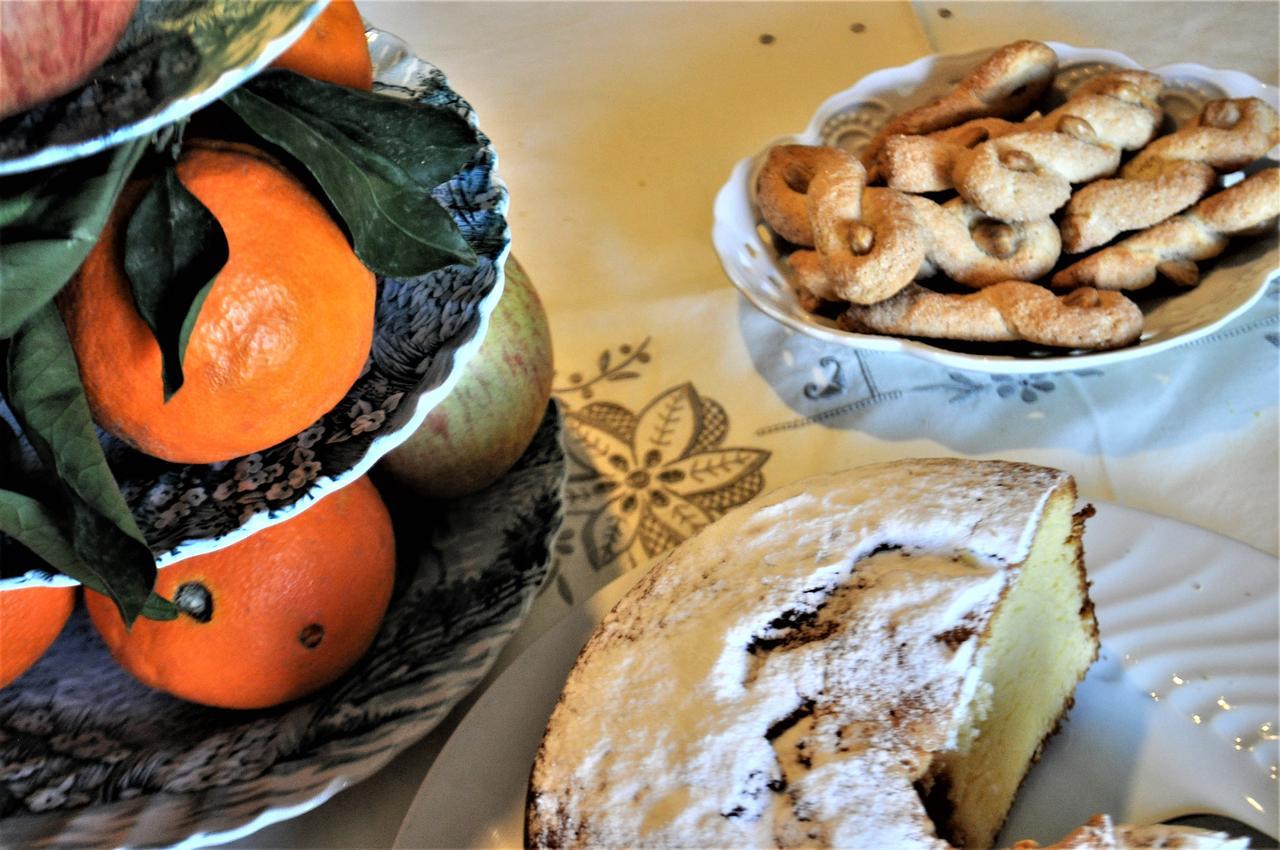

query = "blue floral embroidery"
(993, 374), (1056, 403)
(914, 370), (1104, 405)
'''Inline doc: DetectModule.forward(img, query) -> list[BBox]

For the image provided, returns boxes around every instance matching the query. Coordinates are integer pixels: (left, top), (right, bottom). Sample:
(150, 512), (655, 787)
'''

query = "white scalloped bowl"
(712, 42), (1279, 374)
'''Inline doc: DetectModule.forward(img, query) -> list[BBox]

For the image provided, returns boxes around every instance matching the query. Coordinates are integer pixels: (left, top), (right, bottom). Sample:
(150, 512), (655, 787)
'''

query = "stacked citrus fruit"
(1, 0), (399, 709)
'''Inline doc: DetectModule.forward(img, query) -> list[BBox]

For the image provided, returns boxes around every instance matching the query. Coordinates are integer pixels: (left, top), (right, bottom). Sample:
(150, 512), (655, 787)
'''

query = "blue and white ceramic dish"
(2, 25), (511, 591)
(0, 401), (567, 849)
(0, 0), (326, 175)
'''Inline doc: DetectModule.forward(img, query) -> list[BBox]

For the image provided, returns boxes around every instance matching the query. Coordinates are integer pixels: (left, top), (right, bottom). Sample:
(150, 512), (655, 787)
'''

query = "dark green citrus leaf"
(6, 304), (156, 625)
(242, 70), (480, 189)
(0, 137), (147, 339)
(223, 83), (477, 277)
(0, 489), (80, 578)
(0, 411), (25, 492)
(123, 166), (229, 400)
(0, 491), (178, 621)
(141, 592), (180, 621)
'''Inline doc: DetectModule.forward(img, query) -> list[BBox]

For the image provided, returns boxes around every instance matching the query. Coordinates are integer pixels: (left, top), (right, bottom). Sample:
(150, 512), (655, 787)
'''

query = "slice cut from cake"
(526, 459), (1247, 850)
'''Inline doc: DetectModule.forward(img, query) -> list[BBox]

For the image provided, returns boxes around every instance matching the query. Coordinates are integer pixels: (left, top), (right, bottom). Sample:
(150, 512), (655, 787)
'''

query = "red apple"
(0, 0), (137, 118)
(379, 256), (554, 498)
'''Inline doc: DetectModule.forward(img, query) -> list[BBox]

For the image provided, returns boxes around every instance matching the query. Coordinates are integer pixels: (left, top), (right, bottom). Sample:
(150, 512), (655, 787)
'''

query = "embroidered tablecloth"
(230, 3), (1279, 846)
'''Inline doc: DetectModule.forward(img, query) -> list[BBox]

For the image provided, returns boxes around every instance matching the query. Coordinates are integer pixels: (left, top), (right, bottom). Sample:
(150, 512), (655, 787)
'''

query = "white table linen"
(228, 3), (1279, 846)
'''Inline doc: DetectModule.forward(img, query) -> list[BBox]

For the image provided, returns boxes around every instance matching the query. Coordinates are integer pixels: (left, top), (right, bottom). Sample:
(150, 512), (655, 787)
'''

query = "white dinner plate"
(711, 42), (1280, 374)
(394, 500), (1279, 848)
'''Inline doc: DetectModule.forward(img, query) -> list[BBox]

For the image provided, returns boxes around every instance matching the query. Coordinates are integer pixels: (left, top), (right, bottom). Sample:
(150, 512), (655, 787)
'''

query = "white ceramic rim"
(0, 0), (330, 176)
(712, 42), (1280, 375)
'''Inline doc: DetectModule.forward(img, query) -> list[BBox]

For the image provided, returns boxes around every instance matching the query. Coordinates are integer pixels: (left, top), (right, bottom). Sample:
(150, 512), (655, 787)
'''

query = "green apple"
(379, 256), (554, 498)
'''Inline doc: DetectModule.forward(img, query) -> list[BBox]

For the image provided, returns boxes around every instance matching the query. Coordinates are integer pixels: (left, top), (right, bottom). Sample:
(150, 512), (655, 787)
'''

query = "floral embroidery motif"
(992, 374), (1057, 403)
(563, 383), (769, 570)
(552, 338), (772, 583)
(919, 370), (1103, 404)
(553, 338), (651, 400)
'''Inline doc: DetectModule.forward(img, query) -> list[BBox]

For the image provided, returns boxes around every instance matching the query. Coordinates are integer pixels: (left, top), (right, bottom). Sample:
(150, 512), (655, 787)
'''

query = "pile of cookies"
(756, 40), (1280, 351)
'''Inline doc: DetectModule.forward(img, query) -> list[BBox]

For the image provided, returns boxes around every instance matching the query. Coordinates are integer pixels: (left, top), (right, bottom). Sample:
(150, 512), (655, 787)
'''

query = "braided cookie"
(1053, 167), (1280, 291)
(806, 155), (926, 304)
(860, 40), (1058, 173)
(757, 145), (927, 303)
(1061, 98), (1280, 251)
(950, 71), (1165, 221)
(840, 282), (1144, 350)
(880, 72), (1164, 214)
(906, 195), (1061, 285)
(878, 116), (1026, 193)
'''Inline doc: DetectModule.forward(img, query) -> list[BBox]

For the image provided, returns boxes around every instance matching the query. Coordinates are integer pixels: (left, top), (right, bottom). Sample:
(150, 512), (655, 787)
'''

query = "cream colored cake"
(526, 459), (1247, 850)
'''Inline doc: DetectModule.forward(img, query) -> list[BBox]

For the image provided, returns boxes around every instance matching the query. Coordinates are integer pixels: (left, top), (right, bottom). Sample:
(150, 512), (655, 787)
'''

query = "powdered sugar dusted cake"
(526, 459), (1248, 850)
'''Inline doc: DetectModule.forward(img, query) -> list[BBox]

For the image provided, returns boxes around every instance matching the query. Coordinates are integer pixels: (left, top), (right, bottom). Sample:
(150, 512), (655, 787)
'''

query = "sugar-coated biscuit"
(1053, 168), (1280, 290)
(840, 282), (1144, 350)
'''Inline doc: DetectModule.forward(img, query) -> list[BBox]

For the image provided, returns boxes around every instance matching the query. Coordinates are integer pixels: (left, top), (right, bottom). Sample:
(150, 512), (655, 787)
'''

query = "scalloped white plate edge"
(0, 0), (330, 176)
(712, 43), (1280, 375)
(392, 500), (1279, 849)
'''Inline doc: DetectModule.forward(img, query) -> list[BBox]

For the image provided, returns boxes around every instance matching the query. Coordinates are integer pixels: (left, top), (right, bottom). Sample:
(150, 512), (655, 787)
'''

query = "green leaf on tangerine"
(124, 166), (229, 400)
(0, 490), (178, 621)
(0, 489), (81, 579)
(0, 137), (147, 339)
(5, 304), (157, 625)
(241, 70), (481, 189)
(223, 76), (478, 278)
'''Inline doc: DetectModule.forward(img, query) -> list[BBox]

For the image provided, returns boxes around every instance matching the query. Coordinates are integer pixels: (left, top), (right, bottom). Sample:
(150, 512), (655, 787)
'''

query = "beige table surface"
(229, 2), (1279, 847)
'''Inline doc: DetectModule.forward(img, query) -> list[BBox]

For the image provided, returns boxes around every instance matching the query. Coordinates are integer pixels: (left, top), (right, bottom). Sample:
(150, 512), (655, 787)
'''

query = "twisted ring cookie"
(877, 116), (1026, 193)
(756, 145), (849, 246)
(905, 195), (1061, 285)
(767, 147), (1061, 303)
(860, 40), (1058, 173)
(806, 155), (927, 304)
(1061, 98), (1280, 252)
(878, 71), (1164, 221)
(1053, 167), (1280, 291)
(840, 282), (1144, 350)
(758, 145), (927, 303)
(951, 71), (1165, 221)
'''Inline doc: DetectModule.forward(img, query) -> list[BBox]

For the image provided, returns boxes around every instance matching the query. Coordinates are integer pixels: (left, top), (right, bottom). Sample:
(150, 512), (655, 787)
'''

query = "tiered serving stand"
(0, 3), (567, 846)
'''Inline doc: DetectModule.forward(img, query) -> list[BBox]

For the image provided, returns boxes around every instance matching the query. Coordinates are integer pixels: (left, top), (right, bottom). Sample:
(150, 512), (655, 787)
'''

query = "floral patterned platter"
(712, 43), (1280, 375)
(0, 0), (325, 175)
(2, 26), (510, 591)
(0, 401), (567, 850)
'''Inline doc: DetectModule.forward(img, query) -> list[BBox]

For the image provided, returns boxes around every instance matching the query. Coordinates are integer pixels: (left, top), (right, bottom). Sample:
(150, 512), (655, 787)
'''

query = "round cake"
(526, 459), (1246, 849)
